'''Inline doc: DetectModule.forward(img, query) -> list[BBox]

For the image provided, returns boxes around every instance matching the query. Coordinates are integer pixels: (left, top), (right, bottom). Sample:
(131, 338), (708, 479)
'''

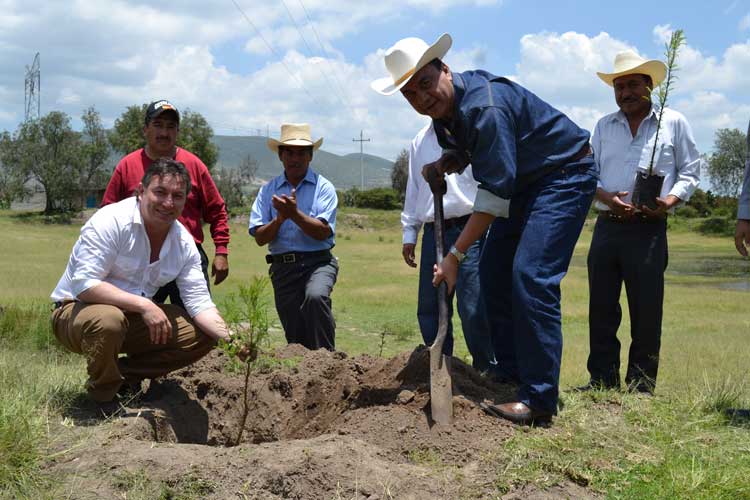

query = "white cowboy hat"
(597, 50), (667, 87)
(267, 123), (323, 153)
(370, 33), (452, 96)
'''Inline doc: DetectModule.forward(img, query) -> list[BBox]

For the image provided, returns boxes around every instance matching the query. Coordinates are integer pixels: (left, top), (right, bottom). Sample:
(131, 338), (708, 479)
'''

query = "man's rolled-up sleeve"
(249, 183), (272, 236)
(313, 180), (338, 234)
(467, 107), (517, 218)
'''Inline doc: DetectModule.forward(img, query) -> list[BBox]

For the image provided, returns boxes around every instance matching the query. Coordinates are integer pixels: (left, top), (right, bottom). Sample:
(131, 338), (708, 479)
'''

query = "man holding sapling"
(249, 123), (338, 351)
(582, 46), (700, 394)
(51, 160), (234, 416)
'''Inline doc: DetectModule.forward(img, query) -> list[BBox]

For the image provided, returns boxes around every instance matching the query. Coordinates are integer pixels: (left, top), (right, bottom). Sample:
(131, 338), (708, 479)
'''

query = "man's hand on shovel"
(433, 255), (458, 294)
(421, 151), (467, 182)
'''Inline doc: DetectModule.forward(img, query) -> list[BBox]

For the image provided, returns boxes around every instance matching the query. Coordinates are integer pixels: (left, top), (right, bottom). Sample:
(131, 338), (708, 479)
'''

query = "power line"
(279, 0), (353, 115)
(230, 0), (323, 107)
(296, 0), (355, 115)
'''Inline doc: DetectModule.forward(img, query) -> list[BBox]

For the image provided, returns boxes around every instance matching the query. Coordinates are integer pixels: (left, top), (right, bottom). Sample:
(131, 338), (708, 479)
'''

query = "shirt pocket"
(653, 141), (675, 176)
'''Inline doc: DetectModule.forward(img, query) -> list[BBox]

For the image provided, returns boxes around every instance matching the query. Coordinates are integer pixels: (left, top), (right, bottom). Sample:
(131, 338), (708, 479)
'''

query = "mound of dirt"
(46, 346), (599, 499)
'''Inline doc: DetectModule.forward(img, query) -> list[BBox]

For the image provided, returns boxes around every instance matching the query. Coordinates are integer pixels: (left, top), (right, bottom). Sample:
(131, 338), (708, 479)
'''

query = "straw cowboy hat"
(371, 33), (452, 96)
(267, 123), (323, 153)
(597, 50), (667, 87)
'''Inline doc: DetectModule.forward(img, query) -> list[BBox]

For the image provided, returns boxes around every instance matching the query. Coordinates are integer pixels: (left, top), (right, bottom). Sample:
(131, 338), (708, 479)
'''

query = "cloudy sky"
(1, 0), (749, 161)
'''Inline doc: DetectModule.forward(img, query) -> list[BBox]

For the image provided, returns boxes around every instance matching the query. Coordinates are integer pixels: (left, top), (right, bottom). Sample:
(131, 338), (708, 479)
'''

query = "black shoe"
(573, 381), (619, 392)
(724, 409), (750, 422)
(626, 380), (655, 395)
(116, 381), (144, 404)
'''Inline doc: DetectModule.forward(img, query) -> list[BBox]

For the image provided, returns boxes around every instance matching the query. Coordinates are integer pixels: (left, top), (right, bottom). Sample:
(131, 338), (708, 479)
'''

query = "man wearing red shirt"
(102, 100), (230, 308)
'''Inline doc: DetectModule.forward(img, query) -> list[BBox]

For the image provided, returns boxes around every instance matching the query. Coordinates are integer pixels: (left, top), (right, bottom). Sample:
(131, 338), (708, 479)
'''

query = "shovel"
(426, 168), (453, 425)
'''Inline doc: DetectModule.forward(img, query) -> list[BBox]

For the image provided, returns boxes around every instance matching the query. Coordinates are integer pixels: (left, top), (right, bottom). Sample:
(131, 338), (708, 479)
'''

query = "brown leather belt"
(598, 211), (666, 224)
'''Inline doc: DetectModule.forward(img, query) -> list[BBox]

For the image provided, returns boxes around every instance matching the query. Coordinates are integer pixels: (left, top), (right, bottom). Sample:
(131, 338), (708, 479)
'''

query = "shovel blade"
(429, 345), (453, 425)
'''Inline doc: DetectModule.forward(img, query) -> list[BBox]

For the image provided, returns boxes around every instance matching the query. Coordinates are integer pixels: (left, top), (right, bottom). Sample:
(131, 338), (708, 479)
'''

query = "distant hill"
(211, 135), (394, 189)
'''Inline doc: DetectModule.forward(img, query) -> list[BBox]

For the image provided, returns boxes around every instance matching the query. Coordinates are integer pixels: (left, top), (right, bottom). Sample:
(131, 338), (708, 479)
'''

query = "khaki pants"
(51, 302), (215, 402)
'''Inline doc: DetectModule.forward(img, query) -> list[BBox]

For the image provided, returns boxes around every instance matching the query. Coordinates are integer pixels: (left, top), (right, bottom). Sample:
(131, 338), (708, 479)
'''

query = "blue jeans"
(418, 220), (496, 372)
(480, 159), (597, 413)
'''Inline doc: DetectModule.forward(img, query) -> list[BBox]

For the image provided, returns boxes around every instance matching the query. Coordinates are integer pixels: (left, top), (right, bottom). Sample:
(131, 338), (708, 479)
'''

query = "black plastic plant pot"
(632, 172), (664, 210)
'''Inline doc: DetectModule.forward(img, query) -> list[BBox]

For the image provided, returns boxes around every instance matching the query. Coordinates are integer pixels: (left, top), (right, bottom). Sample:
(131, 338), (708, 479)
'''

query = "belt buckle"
(282, 253), (296, 264)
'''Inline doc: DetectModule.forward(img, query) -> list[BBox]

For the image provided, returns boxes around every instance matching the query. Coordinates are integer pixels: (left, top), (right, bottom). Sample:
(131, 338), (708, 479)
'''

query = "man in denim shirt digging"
(372, 33), (598, 425)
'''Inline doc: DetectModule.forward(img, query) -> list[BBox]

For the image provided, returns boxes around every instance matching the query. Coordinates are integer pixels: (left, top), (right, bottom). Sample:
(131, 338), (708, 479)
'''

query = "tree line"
(0, 105), (252, 214)
(387, 127), (749, 215)
(1, 107), (746, 216)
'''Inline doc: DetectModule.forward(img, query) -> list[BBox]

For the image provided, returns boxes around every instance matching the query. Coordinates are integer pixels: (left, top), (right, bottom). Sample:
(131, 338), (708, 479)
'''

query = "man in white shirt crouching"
(51, 159), (233, 414)
(401, 122), (496, 373)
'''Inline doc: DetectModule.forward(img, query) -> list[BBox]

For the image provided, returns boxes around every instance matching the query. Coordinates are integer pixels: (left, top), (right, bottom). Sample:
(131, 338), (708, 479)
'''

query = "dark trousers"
(419, 221), (496, 372)
(153, 243), (210, 309)
(587, 215), (668, 392)
(480, 159), (597, 413)
(269, 253), (338, 351)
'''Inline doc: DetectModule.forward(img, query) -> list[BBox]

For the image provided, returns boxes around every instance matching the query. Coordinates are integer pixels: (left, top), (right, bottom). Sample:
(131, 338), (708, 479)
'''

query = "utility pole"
(352, 130), (371, 189)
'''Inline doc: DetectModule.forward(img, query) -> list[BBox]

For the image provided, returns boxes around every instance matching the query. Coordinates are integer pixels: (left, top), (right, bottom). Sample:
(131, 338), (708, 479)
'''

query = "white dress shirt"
(592, 106), (701, 211)
(51, 197), (215, 318)
(401, 122), (479, 244)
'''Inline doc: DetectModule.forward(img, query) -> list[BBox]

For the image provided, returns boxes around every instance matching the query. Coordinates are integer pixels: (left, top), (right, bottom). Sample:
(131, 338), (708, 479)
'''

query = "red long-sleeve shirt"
(101, 148), (230, 254)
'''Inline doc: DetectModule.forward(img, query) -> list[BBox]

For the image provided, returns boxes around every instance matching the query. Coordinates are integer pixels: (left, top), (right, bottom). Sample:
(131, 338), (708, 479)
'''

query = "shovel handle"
(431, 180), (449, 351)
(425, 165), (447, 196)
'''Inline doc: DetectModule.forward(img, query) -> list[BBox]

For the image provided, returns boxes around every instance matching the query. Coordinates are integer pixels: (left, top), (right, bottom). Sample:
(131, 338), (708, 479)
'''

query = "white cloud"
(652, 24), (673, 45)
(0, 2), (748, 164)
(740, 13), (750, 31)
(56, 88), (81, 106)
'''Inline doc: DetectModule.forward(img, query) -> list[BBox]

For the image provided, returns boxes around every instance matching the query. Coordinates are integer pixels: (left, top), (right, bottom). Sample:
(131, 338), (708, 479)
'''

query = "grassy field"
(1, 207), (749, 498)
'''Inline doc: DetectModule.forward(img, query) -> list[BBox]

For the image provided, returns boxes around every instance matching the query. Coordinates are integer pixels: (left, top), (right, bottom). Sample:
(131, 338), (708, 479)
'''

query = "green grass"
(1, 209), (749, 498)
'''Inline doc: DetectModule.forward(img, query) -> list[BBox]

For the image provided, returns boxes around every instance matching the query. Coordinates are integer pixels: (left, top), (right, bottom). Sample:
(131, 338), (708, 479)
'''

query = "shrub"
(674, 205), (700, 218)
(697, 216), (734, 236)
(354, 188), (401, 210)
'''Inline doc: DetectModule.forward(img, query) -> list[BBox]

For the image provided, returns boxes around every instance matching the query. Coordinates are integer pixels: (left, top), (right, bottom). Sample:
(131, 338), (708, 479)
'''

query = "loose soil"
(45, 345), (600, 499)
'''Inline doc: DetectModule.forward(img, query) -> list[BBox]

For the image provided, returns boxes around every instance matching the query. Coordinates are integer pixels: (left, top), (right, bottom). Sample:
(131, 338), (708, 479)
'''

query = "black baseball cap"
(144, 100), (180, 125)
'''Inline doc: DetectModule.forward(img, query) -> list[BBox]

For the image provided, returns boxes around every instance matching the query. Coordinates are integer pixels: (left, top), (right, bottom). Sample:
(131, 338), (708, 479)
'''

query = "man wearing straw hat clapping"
(249, 123), (339, 351)
(581, 51), (700, 394)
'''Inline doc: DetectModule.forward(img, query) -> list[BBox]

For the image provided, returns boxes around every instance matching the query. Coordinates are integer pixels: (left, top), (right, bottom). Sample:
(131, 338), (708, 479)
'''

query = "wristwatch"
(449, 245), (466, 263)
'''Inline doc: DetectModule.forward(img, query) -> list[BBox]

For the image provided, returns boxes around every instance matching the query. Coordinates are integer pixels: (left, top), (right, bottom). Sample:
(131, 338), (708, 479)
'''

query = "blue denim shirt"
(249, 168), (337, 254)
(433, 70), (591, 217)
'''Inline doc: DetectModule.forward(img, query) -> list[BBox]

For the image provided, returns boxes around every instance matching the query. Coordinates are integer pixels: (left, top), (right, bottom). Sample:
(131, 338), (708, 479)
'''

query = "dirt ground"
(44, 345), (599, 499)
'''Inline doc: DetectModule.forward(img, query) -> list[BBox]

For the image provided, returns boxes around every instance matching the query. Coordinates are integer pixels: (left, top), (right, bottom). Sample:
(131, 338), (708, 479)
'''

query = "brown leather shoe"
(482, 401), (553, 425)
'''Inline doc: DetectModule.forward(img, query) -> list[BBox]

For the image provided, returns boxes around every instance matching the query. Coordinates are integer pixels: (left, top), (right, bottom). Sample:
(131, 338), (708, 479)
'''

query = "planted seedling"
(218, 276), (271, 446)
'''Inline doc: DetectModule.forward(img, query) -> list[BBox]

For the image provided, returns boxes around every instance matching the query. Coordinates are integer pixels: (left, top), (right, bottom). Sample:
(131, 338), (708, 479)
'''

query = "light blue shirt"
(591, 106), (701, 211)
(249, 168), (337, 254)
(737, 122), (750, 220)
